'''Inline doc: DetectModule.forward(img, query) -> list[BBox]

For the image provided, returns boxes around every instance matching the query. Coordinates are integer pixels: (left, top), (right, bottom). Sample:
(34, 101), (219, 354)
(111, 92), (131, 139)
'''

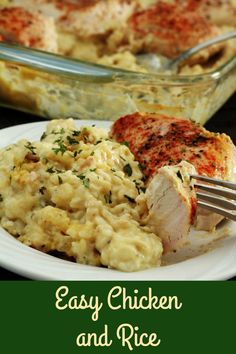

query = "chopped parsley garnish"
(52, 142), (67, 155)
(46, 167), (62, 175)
(0, 194), (3, 202)
(90, 168), (97, 172)
(177, 171), (183, 182)
(124, 195), (135, 203)
(77, 174), (90, 188)
(120, 141), (129, 147)
(67, 136), (78, 145)
(95, 140), (102, 145)
(40, 132), (47, 141)
(123, 163), (132, 177)
(72, 130), (81, 137)
(104, 191), (112, 204)
(140, 187), (146, 193)
(73, 151), (78, 158)
(134, 180), (146, 194)
(46, 167), (55, 174)
(53, 137), (63, 144)
(58, 176), (63, 184)
(83, 178), (90, 188)
(39, 186), (46, 195)
(24, 142), (36, 155)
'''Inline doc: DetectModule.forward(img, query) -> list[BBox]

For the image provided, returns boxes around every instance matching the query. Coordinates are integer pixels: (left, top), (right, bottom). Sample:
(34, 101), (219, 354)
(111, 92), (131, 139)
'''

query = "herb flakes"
(77, 174), (85, 181)
(46, 167), (55, 174)
(123, 163), (132, 177)
(177, 171), (183, 182)
(52, 142), (67, 155)
(58, 176), (63, 185)
(72, 130), (81, 137)
(104, 191), (112, 204)
(120, 141), (129, 147)
(24, 142), (36, 155)
(39, 186), (46, 195)
(124, 195), (135, 203)
(67, 136), (78, 145)
(40, 132), (47, 141)
(83, 178), (90, 188)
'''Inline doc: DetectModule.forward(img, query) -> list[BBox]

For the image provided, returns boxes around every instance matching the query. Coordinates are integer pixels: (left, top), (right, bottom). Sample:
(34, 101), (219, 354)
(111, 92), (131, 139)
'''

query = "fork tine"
(197, 192), (236, 210)
(194, 183), (236, 200)
(191, 175), (236, 221)
(197, 201), (236, 221)
(191, 174), (236, 190)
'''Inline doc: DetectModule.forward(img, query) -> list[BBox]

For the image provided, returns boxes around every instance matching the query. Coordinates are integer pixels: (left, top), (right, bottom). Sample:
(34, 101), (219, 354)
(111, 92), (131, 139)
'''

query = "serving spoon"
(0, 30), (236, 80)
(136, 30), (236, 73)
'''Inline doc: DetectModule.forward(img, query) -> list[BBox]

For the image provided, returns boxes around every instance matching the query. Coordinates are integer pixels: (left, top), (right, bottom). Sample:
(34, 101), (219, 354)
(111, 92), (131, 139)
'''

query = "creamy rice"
(0, 119), (163, 272)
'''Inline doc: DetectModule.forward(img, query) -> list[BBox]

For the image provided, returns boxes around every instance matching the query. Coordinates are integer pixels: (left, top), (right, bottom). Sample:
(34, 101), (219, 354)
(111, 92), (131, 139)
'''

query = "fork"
(191, 175), (236, 221)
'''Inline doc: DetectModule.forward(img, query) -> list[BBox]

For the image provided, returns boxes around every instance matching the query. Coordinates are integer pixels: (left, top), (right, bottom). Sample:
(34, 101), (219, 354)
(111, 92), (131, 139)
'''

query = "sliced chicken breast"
(145, 161), (197, 252)
(0, 6), (58, 52)
(8, 0), (137, 38)
(127, 1), (223, 62)
(111, 112), (236, 232)
(185, 0), (236, 26)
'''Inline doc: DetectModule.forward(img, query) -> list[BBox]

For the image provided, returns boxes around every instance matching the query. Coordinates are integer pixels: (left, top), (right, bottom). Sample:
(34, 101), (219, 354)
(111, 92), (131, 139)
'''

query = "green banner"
(0, 281), (235, 353)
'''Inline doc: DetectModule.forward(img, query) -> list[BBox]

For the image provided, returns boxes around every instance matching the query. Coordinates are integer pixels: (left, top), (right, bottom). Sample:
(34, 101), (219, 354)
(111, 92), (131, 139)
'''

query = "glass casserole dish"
(0, 43), (236, 125)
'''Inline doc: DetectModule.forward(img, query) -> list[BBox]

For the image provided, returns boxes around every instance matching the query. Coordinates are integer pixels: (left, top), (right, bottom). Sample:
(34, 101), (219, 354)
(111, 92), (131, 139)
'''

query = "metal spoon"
(136, 30), (236, 73)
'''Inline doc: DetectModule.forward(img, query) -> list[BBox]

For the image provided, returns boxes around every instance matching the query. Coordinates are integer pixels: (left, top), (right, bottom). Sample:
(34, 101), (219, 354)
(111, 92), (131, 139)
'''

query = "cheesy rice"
(0, 119), (163, 272)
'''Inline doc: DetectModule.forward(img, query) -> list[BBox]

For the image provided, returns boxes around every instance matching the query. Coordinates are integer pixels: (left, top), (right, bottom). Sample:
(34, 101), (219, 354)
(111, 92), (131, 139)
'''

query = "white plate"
(0, 121), (236, 280)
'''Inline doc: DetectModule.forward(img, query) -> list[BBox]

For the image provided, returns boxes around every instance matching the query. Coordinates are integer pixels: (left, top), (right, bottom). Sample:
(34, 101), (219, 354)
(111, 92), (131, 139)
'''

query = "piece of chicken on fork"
(0, 6), (58, 52)
(144, 161), (197, 252)
(111, 112), (236, 252)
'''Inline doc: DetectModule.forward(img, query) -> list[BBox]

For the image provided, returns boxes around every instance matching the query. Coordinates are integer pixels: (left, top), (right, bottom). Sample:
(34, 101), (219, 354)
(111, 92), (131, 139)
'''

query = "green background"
(0, 281), (235, 353)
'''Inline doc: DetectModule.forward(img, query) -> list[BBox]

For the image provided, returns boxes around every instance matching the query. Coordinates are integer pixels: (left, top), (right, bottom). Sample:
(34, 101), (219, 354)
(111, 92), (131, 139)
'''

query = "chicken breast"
(0, 6), (58, 52)
(8, 0), (137, 38)
(145, 161), (197, 252)
(185, 0), (236, 26)
(127, 1), (223, 61)
(111, 112), (236, 231)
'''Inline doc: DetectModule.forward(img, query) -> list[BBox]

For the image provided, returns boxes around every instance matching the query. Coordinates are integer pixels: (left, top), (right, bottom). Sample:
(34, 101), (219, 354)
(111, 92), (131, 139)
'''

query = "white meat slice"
(145, 161), (197, 253)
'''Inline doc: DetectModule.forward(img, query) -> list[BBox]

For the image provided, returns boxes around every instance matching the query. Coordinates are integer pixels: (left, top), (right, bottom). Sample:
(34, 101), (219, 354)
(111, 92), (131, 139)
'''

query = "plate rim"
(0, 120), (236, 281)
